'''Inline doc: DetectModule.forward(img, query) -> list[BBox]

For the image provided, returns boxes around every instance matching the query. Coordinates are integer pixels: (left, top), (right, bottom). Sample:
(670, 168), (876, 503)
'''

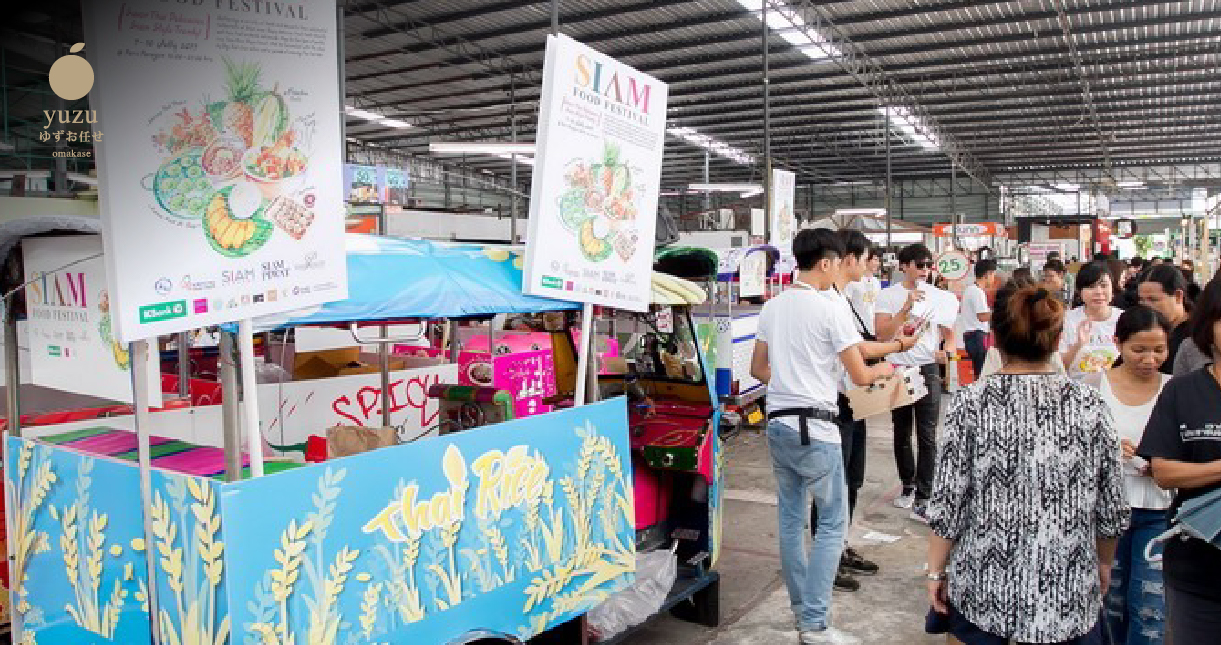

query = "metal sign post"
(130, 339), (163, 643)
(237, 320), (265, 478)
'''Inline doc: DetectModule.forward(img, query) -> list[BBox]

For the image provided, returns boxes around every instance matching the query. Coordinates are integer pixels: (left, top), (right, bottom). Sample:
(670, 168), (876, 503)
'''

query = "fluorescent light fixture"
(833, 208), (887, 217)
(1052, 183), (1080, 192)
(67, 172), (98, 186)
(429, 142), (536, 155)
(689, 183), (763, 192)
(495, 152), (535, 167)
(0, 170), (51, 179)
(877, 106), (940, 150)
(667, 126), (755, 165)
(740, 188), (764, 198)
(1116, 180), (1145, 189)
(344, 106), (383, 121)
(379, 118), (412, 129)
(660, 191), (688, 196)
(737, 0), (842, 62)
(833, 180), (874, 186)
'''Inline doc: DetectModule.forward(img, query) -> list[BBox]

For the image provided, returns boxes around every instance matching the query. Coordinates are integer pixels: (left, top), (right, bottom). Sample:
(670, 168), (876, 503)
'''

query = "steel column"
(762, 0), (772, 241)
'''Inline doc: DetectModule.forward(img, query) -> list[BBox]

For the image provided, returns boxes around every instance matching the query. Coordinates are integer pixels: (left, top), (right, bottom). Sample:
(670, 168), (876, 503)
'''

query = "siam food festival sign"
(523, 34), (669, 312)
(22, 236), (162, 405)
(769, 168), (796, 256)
(82, 0), (347, 342)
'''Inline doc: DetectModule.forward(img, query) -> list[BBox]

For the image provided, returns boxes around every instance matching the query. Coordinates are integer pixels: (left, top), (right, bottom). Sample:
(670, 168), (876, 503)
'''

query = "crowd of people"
(751, 230), (1221, 645)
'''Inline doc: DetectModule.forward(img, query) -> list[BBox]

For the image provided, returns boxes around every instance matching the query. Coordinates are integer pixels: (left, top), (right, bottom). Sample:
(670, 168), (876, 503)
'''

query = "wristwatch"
(926, 572), (947, 582)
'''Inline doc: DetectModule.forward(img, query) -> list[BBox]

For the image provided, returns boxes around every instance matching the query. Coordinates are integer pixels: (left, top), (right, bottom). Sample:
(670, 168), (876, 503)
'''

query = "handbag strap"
(835, 285), (878, 342)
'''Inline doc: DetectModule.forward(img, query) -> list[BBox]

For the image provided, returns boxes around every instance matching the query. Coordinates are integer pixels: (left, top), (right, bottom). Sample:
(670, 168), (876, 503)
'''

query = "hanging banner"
(385, 167), (410, 205)
(344, 163), (386, 204)
(769, 169), (796, 256)
(22, 236), (162, 405)
(82, 0), (348, 342)
(738, 249), (768, 298)
(523, 34), (669, 312)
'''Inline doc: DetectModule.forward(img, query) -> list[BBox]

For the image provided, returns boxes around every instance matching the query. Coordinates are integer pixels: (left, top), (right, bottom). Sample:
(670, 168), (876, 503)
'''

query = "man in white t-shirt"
(750, 228), (893, 645)
(960, 259), (996, 378)
(873, 243), (958, 523)
(841, 253), (881, 336)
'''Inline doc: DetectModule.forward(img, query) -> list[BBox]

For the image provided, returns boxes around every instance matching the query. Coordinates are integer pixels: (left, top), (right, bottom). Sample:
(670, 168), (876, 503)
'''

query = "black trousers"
(891, 363), (942, 502)
(1165, 545), (1221, 645)
(811, 393), (866, 536)
(963, 330), (988, 378)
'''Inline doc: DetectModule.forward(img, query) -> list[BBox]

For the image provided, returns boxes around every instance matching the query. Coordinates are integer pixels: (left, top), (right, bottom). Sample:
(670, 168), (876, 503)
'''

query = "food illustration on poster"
(523, 34), (668, 312)
(560, 143), (643, 263)
(84, 0), (346, 342)
(146, 58), (316, 258)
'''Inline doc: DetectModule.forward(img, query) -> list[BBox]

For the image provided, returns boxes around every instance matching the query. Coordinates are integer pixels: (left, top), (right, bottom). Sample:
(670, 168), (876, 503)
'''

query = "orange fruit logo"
(49, 43), (94, 101)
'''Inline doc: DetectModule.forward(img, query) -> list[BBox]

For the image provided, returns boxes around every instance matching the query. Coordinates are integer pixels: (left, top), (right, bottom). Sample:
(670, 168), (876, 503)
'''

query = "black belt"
(768, 407), (839, 445)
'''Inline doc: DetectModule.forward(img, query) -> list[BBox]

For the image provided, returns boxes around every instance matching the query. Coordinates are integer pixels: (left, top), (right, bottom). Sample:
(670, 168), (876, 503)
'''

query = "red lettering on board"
(357, 386), (381, 420)
(331, 395), (364, 426)
(327, 373), (444, 428)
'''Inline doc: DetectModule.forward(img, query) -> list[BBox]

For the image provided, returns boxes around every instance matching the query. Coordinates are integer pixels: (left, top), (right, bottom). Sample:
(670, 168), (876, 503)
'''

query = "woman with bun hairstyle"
(1082, 306), (1171, 645)
(1138, 276), (1221, 642)
(925, 284), (1128, 645)
(1136, 264), (1191, 374)
(1062, 262), (1124, 379)
(977, 278), (1066, 378)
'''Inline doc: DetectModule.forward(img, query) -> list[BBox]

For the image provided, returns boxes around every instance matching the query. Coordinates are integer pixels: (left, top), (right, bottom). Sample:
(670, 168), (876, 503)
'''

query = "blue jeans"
(766, 420), (847, 632)
(1105, 507), (1168, 645)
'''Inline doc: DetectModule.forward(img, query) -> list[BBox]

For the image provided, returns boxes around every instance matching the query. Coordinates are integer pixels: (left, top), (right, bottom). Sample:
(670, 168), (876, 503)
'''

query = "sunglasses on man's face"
(912, 261), (932, 269)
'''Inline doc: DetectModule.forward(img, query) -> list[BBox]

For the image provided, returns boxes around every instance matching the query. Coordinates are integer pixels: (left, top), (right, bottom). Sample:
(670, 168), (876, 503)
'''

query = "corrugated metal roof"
(338, 0), (1221, 188)
(5, 0), (1218, 192)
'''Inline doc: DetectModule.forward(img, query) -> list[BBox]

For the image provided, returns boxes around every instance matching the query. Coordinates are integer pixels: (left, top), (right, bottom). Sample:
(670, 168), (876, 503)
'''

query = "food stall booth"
(7, 234), (723, 644)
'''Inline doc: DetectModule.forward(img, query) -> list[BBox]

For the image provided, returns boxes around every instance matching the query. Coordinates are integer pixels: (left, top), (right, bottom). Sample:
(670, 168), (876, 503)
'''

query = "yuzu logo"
(49, 43), (95, 101)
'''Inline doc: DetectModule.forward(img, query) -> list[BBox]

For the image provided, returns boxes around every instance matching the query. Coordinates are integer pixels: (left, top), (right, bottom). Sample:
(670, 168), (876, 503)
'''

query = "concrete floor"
(624, 415), (944, 645)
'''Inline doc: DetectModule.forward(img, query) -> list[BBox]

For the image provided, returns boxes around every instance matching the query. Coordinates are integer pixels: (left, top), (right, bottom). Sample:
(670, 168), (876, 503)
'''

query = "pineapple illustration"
(220, 58), (262, 147)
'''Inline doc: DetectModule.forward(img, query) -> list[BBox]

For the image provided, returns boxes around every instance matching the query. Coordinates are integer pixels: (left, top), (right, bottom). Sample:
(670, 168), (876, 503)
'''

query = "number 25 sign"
(936, 249), (970, 281)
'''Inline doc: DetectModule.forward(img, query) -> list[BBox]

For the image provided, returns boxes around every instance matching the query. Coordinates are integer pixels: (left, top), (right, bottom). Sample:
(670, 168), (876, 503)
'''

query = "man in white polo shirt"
(959, 259), (996, 378)
(874, 243), (958, 523)
(751, 228), (894, 645)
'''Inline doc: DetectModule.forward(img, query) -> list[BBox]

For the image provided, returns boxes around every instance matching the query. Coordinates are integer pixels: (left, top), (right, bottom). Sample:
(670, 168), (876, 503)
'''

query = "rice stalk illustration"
(359, 583), (381, 639)
(11, 442), (57, 621)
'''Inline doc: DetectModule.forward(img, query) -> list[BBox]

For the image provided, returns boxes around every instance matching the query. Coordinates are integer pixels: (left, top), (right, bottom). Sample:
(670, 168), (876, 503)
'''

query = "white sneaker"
(799, 627), (862, 644)
(893, 488), (915, 509)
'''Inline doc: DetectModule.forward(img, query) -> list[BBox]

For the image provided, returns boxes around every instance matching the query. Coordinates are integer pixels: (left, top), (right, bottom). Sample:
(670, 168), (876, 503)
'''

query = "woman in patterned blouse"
(924, 282), (1130, 644)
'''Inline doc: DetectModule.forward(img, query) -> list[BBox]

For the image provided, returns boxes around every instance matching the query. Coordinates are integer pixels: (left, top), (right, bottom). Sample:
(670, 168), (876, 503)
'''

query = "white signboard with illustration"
(82, 0), (347, 341)
(258, 364), (459, 445)
(770, 168), (796, 256)
(523, 34), (669, 312)
(22, 236), (162, 405)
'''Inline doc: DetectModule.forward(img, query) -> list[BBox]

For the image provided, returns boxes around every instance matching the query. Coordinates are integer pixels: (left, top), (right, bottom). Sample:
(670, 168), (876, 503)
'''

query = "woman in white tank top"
(1083, 305), (1172, 645)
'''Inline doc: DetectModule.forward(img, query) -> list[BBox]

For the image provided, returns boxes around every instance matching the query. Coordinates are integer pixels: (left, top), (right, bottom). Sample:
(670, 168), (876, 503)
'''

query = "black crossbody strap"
(835, 285), (878, 342)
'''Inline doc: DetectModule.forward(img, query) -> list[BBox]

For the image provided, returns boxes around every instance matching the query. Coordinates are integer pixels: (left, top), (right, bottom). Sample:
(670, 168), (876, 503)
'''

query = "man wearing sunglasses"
(874, 243), (959, 523)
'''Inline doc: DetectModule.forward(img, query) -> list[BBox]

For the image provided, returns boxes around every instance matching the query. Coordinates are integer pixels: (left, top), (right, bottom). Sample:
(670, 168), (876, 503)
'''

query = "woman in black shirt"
(1138, 276), (1221, 642)
(1137, 265), (1192, 374)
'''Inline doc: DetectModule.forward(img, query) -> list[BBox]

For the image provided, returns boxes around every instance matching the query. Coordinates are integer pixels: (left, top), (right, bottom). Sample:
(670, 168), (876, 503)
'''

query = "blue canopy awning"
(242, 235), (579, 332)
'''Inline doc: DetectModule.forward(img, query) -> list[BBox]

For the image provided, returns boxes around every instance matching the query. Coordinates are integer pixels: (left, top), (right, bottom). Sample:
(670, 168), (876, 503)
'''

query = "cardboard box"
(335, 357), (408, 377)
(845, 366), (929, 419)
(292, 347), (361, 380)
